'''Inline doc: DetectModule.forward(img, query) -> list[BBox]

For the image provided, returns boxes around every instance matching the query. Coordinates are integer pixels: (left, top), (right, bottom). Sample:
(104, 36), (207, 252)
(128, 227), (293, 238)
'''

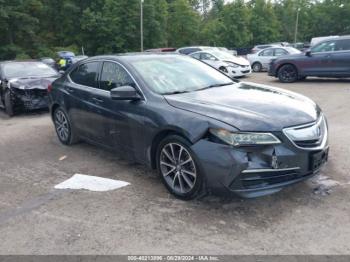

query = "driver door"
(258, 48), (275, 69)
(88, 61), (145, 156)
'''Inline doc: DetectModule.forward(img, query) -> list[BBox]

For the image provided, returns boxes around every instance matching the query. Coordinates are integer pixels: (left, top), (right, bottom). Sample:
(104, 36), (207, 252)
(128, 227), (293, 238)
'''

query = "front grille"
(238, 168), (306, 190)
(283, 115), (327, 150)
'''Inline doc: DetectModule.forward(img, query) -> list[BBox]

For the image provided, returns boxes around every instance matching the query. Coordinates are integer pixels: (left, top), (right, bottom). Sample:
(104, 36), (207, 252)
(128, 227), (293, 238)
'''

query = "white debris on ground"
(59, 155), (67, 161)
(311, 174), (343, 196)
(54, 174), (130, 192)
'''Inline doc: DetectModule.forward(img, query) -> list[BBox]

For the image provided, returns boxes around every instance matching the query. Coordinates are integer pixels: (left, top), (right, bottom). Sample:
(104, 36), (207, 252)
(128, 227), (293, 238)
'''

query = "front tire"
(156, 135), (205, 200)
(278, 64), (298, 83)
(252, 62), (262, 72)
(4, 90), (14, 117)
(53, 107), (79, 145)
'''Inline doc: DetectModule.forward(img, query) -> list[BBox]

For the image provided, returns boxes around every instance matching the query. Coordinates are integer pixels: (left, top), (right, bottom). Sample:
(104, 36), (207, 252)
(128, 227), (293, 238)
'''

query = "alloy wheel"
(54, 110), (70, 142)
(159, 143), (197, 194)
(279, 65), (297, 83)
(252, 63), (262, 72)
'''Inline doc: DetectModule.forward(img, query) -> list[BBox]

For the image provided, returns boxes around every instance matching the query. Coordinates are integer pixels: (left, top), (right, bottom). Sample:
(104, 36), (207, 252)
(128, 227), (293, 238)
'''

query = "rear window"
(70, 62), (99, 88)
(335, 39), (350, 51)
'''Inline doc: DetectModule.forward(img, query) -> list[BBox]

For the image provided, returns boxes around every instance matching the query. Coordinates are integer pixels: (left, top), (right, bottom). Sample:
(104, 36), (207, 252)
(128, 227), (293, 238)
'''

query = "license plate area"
(310, 148), (329, 171)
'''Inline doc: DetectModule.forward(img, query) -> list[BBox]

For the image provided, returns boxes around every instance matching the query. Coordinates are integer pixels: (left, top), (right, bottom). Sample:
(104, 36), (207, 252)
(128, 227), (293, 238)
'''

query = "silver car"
(247, 47), (301, 72)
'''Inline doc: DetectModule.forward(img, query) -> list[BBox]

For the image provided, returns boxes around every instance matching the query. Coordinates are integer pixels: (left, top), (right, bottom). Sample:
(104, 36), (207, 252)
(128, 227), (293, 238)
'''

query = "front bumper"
(190, 125), (328, 198)
(12, 89), (49, 110)
(228, 65), (252, 77)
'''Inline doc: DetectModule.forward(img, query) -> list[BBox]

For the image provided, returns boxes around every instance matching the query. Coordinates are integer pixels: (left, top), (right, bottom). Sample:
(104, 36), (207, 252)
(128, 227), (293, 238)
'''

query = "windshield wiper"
(197, 82), (233, 92)
(163, 90), (191, 95)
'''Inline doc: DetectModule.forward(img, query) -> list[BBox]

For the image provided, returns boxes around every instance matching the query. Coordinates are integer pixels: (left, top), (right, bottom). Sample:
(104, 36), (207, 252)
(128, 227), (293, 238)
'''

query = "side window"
(191, 53), (201, 60)
(70, 62), (99, 87)
(260, 49), (274, 56)
(99, 62), (135, 91)
(335, 39), (350, 51)
(201, 53), (217, 61)
(274, 48), (288, 56)
(311, 40), (337, 53)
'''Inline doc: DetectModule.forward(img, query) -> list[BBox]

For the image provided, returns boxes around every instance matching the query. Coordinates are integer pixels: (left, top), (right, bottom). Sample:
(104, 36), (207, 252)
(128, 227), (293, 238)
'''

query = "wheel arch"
(150, 128), (192, 169)
(50, 103), (61, 120)
(276, 62), (299, 76)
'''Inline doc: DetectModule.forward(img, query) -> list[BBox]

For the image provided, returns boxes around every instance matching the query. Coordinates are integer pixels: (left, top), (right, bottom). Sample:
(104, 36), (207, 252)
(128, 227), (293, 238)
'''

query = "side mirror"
(305, 50), (312, 57)
(110, 85), (141, 101)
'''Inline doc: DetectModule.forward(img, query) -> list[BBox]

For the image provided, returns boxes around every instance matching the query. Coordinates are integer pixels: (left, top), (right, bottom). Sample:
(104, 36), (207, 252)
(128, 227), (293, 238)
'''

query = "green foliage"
(0, 0), (350, 59)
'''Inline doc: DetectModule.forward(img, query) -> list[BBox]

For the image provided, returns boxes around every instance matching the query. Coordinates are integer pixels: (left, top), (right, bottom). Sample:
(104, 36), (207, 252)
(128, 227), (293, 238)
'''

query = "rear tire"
(53, 107), (79, 145)
(4, 90), (14, 117)
(156, 135), (205, 200)
(278, 64), (298, 83)
(252, 62), (262, 72)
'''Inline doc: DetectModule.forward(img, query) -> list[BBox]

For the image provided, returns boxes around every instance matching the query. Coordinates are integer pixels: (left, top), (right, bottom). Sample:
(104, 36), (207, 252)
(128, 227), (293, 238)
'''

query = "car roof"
(0, 60), (41, 65)
(78, 52), (182, 63)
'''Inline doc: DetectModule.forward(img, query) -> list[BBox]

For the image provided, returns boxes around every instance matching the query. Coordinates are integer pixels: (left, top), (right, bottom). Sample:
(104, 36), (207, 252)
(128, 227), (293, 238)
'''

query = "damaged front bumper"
(11, 88), (49, 110)
(191, 131), (329, 198)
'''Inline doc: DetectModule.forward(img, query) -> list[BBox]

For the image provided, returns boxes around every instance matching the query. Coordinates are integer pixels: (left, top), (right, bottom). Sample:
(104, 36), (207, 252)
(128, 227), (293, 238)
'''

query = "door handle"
(92, 97), (104, 103)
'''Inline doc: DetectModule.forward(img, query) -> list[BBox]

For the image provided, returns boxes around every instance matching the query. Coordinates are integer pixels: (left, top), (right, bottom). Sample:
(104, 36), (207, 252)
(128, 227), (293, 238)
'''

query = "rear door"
(258, 48), (275, 69)
(66, 61), (101, 138)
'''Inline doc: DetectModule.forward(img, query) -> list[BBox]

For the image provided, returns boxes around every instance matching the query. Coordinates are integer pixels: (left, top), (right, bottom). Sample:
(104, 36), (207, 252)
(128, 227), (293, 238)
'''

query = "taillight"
(48, 84), (52, 93)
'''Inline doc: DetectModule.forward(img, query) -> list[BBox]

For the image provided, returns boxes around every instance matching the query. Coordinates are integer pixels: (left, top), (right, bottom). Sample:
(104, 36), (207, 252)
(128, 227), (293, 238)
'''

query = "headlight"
(225, 62), (239, 68)
(209, 129), (281, 146)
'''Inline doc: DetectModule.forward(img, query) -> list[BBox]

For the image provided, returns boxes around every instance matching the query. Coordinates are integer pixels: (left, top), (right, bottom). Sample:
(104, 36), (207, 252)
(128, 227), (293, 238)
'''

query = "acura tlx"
(49, 54), (329, 200)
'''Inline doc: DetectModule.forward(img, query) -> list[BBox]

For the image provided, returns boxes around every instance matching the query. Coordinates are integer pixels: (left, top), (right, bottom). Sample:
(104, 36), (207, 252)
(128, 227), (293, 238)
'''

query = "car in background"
(269, 36), (350, 83)
(217, 47), (238, 56)
(0, 61), (60, 116)
(247, 47), (301, 72)
(40, 57), (56, 69)
(288, 42), (310, 52)
(250, 44), (281, 54)
(176, 46), (213, 55)
(310, 36), (339, 46)
(145, 48), (176, 53)
(190, 50), (251, 78)
(49, 53), (328, 200)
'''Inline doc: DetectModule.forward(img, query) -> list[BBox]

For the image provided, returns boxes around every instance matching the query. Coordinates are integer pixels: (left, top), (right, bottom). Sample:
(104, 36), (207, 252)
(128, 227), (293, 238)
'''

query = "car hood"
(8, 76), (58, 90)
(223, 56), (250, 66)
(165, 82), (320, 131)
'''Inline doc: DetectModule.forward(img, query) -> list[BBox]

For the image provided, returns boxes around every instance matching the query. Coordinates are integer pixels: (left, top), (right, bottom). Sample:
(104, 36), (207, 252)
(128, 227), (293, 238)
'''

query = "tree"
(249, 0), (281, 45)
(167, 0), (201, 47)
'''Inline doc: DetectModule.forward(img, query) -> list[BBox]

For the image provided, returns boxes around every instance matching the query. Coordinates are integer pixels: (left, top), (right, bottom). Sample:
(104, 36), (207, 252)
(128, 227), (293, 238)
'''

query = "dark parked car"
(49, 54), (329, 200)
(0, 61), (60, 116)
(269, 36), (350, 83)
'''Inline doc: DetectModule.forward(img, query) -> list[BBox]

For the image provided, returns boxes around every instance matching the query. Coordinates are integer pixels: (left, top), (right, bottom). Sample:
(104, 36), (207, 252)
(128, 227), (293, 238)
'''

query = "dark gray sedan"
(49, 54), (329, 200)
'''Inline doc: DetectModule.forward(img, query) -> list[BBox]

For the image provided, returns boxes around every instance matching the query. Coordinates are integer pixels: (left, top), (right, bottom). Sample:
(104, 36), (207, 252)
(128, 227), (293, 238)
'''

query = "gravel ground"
(0, 73), (349, 255)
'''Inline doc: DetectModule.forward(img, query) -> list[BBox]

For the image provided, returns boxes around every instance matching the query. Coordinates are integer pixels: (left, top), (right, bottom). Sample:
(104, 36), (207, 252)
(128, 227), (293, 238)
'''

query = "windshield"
(3, 62), (58, 79)
(129, 55), (234, 95)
